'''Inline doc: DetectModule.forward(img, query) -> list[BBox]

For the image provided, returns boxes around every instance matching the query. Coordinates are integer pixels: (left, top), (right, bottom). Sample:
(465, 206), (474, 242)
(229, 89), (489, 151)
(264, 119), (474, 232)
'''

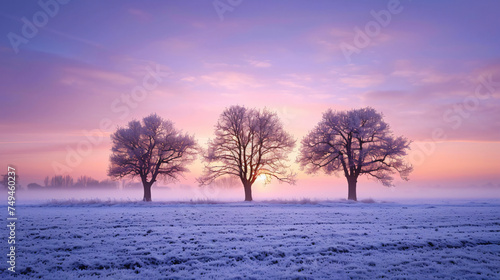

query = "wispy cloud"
(59, 67), (135, 87)
(338, 74), (385, 88)
(277, 80), (308, 89)
(128, 8), (153, 22)
(181, 76), (196, 82)
(247, 59), (272, 68)
(203, 62), (241, 69)
(391, 60), (459, 85)
(201, 72), (262, 90)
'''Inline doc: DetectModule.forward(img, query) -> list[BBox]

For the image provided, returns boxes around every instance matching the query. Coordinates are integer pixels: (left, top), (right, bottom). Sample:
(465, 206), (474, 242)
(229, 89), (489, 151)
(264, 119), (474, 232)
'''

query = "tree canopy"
(298, 107), (413, 200)
(108, 114), (197, 201)
(199, 105), (296, 201)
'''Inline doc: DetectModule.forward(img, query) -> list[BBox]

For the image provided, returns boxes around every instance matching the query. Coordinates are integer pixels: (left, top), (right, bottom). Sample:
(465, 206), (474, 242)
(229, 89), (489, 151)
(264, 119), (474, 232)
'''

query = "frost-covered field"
(1, 200), (499, 279)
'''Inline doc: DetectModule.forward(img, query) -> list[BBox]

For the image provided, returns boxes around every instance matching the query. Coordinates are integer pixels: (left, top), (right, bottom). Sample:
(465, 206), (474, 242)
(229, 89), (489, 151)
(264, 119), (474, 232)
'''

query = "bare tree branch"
(108, 114), (197, 201)
(298, 107), (413, 200)
(198, 105), (296, 201)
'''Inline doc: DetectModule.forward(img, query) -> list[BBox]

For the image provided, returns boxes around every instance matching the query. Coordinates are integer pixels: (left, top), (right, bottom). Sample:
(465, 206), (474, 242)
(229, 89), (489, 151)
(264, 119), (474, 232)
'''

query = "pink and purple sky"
(1, 0), (499, 200)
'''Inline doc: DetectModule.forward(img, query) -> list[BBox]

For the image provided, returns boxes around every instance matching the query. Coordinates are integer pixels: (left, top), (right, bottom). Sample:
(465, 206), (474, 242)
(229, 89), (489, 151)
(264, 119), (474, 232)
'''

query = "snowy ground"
(1, 200), (499, 279)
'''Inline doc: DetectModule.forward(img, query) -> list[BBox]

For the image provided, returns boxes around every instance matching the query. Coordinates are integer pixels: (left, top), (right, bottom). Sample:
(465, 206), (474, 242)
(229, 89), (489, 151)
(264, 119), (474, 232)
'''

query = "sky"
(1, 0), (499, 201)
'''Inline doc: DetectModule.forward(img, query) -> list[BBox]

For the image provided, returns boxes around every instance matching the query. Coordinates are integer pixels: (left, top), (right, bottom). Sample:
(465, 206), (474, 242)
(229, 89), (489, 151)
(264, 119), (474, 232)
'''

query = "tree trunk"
(347, 176), (357, 201)
(243, 182), (253, 202)
(143, 182), (152, 202)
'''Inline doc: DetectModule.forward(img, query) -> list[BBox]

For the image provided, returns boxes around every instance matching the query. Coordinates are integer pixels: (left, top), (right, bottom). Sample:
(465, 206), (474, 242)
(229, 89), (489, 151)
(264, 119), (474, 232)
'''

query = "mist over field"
(3, 178), (499, 205)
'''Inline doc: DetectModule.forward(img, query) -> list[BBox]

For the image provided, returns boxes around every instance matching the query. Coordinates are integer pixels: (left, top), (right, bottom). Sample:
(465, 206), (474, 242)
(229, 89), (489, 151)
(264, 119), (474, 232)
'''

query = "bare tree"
(40, 175), (74, 188)
(199, 105), (296, 201)
(108, 114), (197, 201)
(75, 176), (99, 188)
(50, 175), (73, 188)
(1, 174), (19, 189)
(298, 107), (413, 201)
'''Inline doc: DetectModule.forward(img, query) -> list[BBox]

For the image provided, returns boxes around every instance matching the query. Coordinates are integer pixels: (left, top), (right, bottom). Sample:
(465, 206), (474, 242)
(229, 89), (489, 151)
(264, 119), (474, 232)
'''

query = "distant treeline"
(26, 175), (118, 190)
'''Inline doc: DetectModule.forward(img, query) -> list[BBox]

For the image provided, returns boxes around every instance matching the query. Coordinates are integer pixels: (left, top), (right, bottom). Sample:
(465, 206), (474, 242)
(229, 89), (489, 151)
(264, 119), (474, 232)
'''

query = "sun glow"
(256, 173), (271, 185)
(256, 174), (267, 182)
